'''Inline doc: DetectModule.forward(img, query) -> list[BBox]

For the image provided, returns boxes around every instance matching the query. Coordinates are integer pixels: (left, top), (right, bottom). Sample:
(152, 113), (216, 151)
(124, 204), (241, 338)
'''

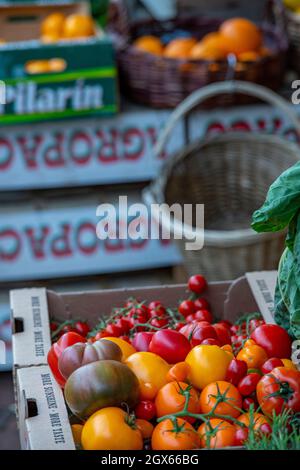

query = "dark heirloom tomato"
(256, 367), (300, 416)
(251, 324), (292, 358)
(64, 360), (140, 419)
(47, 331), (86, 388)
(58, 339), (122, 379)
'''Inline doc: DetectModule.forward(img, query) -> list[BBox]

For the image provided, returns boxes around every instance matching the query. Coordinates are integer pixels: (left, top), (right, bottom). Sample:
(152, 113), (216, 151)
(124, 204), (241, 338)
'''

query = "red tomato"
(74, 321), (90, 337)
(180, 321), (218, 347)
(226, 359), (248, 386)
(261, 358), (284, 374)
(201, 338), (221, 346)
(185, 314), (196, 323)
(238, 373), (261, 397)
(194, 309), (213, 323)
(188, 275), (207, 294)
(178, 300), (195, 317)
(251, 324), (292, 358)
(47, 331), (86, 387)
(115, 317), (132, 334)
(242, 397), (257, 412)
(234, 426), (249, 446)
(149, 330), (191, 363)
(174, 322), (186, 331)
(132, 332), (154, 352)
(150, 317), (168, 329)
(194, 297), (210, 310)
(148, 301), (163, 311)
(135, 400), (156, 421)
(256, 367), (300, 416)
(213, 323), (232, 346)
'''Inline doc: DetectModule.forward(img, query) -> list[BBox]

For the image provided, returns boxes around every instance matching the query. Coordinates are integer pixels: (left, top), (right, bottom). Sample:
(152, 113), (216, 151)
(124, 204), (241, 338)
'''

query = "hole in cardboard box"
(26, 399), (38, 419)
(8, 15), (38, 23)
(14, 317), (24, 334)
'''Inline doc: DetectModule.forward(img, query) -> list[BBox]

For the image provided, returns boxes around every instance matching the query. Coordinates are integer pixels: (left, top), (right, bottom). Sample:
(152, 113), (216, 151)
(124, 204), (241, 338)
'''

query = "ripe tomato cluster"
(47, 274), (300, 451)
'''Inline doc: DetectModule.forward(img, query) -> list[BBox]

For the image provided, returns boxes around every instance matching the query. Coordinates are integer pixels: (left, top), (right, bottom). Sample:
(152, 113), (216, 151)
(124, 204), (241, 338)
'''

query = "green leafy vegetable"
(252, 162), (300, 338)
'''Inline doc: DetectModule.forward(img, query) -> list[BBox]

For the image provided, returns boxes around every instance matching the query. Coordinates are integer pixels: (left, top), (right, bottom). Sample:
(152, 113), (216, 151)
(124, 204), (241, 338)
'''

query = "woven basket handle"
(154, 80), (300, 157)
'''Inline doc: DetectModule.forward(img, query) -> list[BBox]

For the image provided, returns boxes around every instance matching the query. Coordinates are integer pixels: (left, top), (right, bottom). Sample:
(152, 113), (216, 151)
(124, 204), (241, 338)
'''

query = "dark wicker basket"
(108, 0), (288, 109)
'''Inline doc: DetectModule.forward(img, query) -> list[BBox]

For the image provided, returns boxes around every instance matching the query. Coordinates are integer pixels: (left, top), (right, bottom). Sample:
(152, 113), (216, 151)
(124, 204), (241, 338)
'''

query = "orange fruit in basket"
(164, 37), (197, 59)
(63, 14), (95, 39)
(190, 41), (226, 60)
(41, 32), (60, 43)
(238, 51), (260, 62)
(133, 35), (163, 55)
(25, 60), (51, 75)
(220, 18), (263, 55)
(41, 12), (65, 36)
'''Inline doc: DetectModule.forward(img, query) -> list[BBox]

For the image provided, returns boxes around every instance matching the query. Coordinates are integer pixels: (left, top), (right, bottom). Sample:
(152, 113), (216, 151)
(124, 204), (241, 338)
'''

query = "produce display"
(47, 275), (300, 451)
(133, 17), (271, 62)
(41, 12), (96, 43)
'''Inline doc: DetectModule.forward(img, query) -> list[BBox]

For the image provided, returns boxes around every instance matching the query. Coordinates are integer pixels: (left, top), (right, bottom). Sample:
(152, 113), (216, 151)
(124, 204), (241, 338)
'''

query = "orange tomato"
(125, 352), (170, 400)
(198, 419), (236, 449)
(103, 337), (136, 361)
(41, 12), (65, 36)
(166, 362), (190, 382)
(164, 37), (197, 59)
(155, 381), (200, 422)
(63, 14), (95, 39)
(136, 419), (154, 439)
(82, 407), (143, 450)
(152, 418), (199, 450)
(200, 381), (242, 419)
(220, 18), (263, 55)
(237, 343), (268, 369)
(133, 35), (163, 55)
(237, 412), (269, 431)
(281, 359), (298, 371)
(71, 424), (83, 447)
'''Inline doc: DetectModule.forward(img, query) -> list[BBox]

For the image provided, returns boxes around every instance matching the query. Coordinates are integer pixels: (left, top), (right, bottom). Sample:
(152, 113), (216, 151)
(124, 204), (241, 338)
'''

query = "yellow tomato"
(82, 407), (143, 450)
(71, 424), (83, 447)
(125, 352), (170, 400)
(237, 343), (268, 369)
(103, 337), (136, 361)
(185, 345), (232, 390)
(281, 358), (298, 371)
(41, 12), (65, 36)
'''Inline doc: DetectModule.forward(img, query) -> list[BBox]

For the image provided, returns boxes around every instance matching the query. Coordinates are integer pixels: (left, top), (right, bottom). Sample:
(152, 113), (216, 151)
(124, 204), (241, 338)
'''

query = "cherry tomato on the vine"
(178, 300), (195, 318)
(238, 373), (261, 397)
(188, 275), (207, 295)
(134, 400), (156, 421)
(194, 297), (210, 311)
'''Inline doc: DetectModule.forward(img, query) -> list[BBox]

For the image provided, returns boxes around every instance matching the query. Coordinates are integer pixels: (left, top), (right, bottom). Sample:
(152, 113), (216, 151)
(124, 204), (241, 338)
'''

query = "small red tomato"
(149, 329), (191, 363)
(261, 358), (284, 375)
(191, 322), (218, 347)
(148, 301), (162, 311)
(185, 314), (195, 323)
(251, 324), (292, 359)
(201, 338), (221, 346)
(260, 423), (272, 436)
(135, 400), (156, 421)
(119, 335), (131, 343)
(150, 317), (168, 329)
(178, 300), (195, 318)
(213, 323), (232, 346)
(62, 324), (78, 334)
(94, 330), (110, 340)
(132, 332), (154, 352)
(74, 321), (90, 337)
(50, 322), (58, 332)
(226, 359), (248, 386)
(174, 322), (186, 331)
(238, 373), (261, 397)
(194, 309), (213, 323)
(115, 317), (132, 334)
(188, 274), (207, 294)
(242, 397), (257, 411)
(105, 323), (123, 337)
(234, 427), (249, 446)
(194, 297), (210, 311)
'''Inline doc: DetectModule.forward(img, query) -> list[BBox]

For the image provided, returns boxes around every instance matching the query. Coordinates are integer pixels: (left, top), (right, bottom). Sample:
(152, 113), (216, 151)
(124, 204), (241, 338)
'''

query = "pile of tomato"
(47, 275), (300, 450)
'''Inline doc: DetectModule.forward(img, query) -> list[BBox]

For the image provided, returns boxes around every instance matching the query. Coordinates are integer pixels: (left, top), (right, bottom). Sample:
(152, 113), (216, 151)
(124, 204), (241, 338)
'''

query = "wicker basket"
(143, 81), (300, 281)
(108, 0), (288, 109)
(285, 8), (300, 74)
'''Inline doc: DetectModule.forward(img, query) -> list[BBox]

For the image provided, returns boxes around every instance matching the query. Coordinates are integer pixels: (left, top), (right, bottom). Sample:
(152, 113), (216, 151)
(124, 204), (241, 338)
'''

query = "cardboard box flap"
(16, 365), (75, 450)
(10, 288), (51, 367)
(246, 271), (278, 324)
(223, 276), (260, 323)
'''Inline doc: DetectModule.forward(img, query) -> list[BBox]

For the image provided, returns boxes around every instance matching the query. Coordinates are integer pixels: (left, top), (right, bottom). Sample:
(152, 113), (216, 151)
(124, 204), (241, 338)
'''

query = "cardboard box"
(11, 271), (281, 450)
(0, 1), (118, 124)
